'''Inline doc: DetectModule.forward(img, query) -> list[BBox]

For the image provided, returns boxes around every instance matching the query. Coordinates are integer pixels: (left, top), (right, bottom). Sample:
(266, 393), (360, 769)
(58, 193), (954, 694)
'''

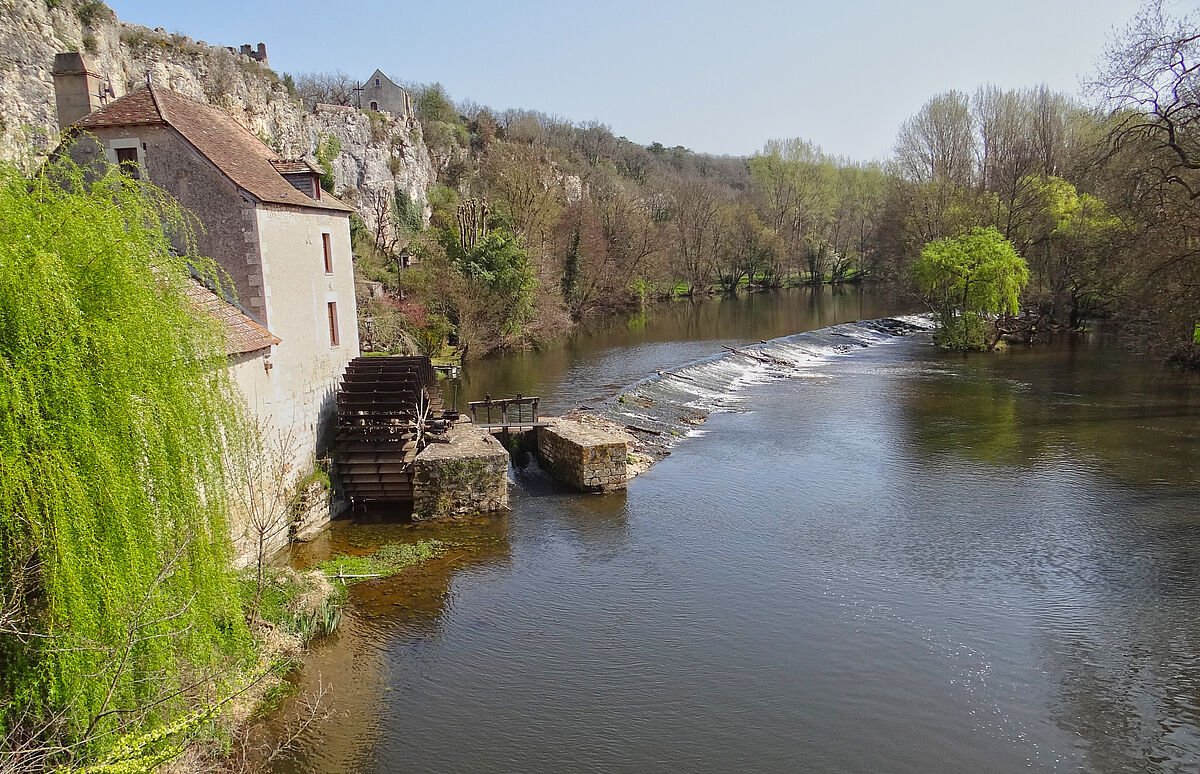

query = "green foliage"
(288, 467), (332, 514)
(75, 0), (110, 26)
(314, 134), (341, 193)
(416, 313), (452, 357)
(427, 184), (459, 230)
(63, 704), (214, 774)
(250, 679), (297, 721)
(393, 188), (423, 235)
(0, 156), (249, 741)
(237, 568), (340, 641)
(365, 109), (388, 142)
(562, 225), (582, 304)
(445, 228), (537, 336)
(414, 83), (458, 125)
(315, 540), (448, 582)
(913, 226), (1030, 350)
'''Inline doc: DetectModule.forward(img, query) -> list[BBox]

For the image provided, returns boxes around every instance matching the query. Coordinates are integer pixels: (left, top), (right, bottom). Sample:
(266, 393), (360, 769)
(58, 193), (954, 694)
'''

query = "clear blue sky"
(108, 0), (1148, 161)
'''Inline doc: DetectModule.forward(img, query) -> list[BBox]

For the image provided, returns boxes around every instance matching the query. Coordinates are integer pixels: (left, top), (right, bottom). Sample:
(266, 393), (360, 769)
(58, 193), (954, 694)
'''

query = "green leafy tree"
(314, 134), (342, 193)
(1011, 176), (1123, 326)
(913, 226), (1030, 350)
(0, 155), (249, 753)
(449, 228), (537, 337)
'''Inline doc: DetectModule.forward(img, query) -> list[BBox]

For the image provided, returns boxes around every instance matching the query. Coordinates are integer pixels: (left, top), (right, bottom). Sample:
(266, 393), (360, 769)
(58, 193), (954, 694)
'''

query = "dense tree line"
(347, 82), (893, 357)
(321, 0), (1199, 364)
(875, 0), (1200, 361)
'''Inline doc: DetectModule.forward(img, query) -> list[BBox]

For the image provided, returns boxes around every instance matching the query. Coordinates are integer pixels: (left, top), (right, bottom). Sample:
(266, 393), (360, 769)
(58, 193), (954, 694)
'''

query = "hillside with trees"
(299, 1), (1199, 364)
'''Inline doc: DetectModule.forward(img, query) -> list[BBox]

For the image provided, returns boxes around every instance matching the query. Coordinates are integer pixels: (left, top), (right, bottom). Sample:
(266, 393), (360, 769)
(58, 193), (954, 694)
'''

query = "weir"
(333, 319), (933, 515)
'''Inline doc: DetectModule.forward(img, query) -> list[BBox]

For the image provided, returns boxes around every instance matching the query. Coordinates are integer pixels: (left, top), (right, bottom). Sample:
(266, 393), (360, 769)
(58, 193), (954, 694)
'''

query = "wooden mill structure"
(334, 356), (444, 505)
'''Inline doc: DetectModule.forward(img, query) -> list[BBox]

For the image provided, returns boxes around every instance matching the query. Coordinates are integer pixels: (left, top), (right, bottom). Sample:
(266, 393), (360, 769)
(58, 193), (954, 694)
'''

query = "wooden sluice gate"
(334, 356), (447, 505)
(468, 394), (546, 432)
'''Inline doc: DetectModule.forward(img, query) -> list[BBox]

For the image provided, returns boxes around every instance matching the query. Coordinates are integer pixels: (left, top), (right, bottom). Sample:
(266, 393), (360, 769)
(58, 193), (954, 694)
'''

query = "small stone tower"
(52, 52), (105, 129)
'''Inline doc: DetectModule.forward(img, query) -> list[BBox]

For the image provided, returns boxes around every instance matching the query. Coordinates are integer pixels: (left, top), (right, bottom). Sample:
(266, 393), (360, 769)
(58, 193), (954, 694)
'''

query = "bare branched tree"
(220, 679), (338, 773)
(290, 71), (358, 111)
(224, 416), (302, 614)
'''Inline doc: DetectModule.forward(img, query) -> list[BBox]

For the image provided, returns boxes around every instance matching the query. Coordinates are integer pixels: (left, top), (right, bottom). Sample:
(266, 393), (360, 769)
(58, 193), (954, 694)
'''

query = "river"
(274, 286), (1200, 773)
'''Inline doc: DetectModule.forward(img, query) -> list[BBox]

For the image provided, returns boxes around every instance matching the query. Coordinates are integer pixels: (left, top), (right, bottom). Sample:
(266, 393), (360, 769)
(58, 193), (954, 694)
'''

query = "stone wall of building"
(65, 126), (267, 320)
(254, 204), (358, 455)
(361, 70), (411, 118)
(412, 424), (510, 520)
(536, 418), (628, 493)
(290, 475), (331, 542)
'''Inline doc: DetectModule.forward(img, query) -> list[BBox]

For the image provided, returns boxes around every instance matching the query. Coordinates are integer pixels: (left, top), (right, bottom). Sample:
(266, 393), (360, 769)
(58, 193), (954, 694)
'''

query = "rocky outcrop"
(309, 104), (433, 226)
(0, 0), (433, 233)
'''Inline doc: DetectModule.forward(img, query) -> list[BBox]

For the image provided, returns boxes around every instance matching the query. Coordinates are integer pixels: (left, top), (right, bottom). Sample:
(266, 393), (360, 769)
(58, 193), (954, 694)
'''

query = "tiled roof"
(185, 280), (281, 356)
(73, 85), (351, 213)
(74, 87), (162, 127)
(269, 159), (321, 175)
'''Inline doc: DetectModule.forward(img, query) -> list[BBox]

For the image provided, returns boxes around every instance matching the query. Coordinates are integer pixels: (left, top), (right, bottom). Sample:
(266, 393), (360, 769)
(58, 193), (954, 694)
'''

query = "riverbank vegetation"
(313, 540), (448, 582)
(314, 0), (1200, 363)
(913, 228), (1030, 350)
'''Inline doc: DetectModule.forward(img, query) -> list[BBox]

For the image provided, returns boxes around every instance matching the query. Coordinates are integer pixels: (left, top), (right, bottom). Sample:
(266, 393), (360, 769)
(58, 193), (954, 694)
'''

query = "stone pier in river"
(411, 424), (510, 520)
(536, 417), (629, 493)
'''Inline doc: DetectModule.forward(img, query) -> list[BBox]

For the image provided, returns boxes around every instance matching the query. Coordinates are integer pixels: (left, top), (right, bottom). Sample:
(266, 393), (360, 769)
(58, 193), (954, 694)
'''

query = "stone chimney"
(52, 52), (104, 128)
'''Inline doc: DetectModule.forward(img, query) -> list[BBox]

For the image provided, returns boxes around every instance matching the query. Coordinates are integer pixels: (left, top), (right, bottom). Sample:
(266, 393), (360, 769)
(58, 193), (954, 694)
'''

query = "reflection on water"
(272, 291), (1200, 774)
(442, 284), (909, 415)
(902, 337), (1200, 483)
(264, 517), (511, 773)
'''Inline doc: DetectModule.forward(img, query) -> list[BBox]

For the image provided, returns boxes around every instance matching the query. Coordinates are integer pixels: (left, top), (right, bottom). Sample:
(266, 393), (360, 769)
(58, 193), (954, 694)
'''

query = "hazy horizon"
(108, 0), (1149, 161)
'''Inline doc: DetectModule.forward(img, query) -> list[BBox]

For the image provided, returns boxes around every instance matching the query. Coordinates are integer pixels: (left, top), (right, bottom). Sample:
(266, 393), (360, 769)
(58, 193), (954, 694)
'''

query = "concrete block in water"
(536, 418), (628, 493)
(412, 424), (509, 520)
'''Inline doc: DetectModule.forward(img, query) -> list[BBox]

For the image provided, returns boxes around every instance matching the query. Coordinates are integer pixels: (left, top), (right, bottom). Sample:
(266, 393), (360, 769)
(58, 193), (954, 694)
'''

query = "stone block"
(412, 423), (510, 520)
(536, 418), (628, 493)
(290, 477), (331, 542)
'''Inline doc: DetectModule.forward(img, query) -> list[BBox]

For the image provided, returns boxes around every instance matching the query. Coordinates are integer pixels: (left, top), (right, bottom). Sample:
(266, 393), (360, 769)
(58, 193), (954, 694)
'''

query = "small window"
(370, 101), (378, 111)
(375, 78), (380, 86)
(327, 302), (340, 347)
(322, 233), (333, 273)
(115, 146), (140, 179)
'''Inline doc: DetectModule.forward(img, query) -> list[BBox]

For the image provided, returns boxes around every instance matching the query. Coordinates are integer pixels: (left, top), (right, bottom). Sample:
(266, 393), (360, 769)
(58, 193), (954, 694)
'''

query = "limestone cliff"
(0, 0), (433, 231)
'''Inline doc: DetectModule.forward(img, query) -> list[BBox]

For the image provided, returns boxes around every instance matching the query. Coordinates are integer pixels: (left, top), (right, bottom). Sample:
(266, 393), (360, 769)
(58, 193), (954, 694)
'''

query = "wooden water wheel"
(334, 356), (444, 504)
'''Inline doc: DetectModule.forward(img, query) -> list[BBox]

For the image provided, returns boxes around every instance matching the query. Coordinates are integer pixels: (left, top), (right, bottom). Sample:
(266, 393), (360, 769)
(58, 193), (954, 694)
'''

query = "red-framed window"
(327, 301), (340, 346)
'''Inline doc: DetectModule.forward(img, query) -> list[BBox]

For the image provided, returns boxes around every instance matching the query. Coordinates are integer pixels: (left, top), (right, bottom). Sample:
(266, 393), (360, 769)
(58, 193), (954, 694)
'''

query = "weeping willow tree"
(0, 153), (251, 760)
(913, 226), (1030, 350)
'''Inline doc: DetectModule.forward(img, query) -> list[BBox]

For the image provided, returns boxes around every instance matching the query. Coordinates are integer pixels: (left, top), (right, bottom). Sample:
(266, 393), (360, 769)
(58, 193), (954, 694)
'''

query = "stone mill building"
(52, 52), (360, 560)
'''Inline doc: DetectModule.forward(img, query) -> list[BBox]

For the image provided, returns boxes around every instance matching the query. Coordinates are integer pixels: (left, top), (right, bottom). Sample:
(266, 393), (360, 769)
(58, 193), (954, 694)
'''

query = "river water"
(275, 287), (1200, 774)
